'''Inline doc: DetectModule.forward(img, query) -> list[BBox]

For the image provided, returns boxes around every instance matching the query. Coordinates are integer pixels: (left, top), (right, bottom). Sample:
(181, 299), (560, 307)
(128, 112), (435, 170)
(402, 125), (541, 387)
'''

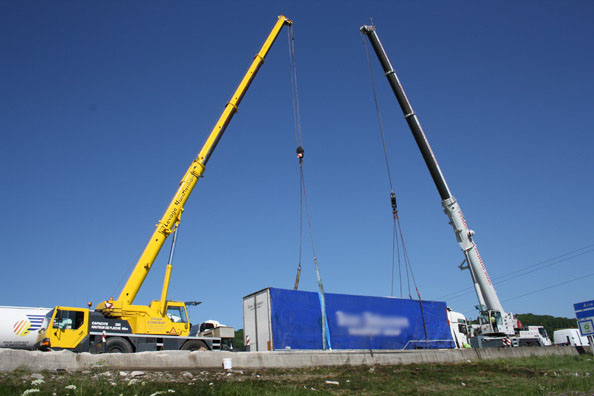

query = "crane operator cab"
(166, 305), (188, 324)
(478, 309), (503, 335)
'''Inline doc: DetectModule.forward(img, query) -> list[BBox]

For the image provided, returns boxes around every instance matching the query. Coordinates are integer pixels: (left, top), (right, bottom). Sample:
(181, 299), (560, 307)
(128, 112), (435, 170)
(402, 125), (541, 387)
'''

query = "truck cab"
(446, 308), (470, 348)
(38, 306), (89, 351)
(517, 326), (552, 346)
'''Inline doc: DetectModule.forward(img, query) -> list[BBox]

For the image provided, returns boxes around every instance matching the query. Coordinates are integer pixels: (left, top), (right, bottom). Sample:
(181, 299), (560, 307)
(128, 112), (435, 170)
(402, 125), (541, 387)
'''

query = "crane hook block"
(296, 146), (304, 160)
(390, 191), (397, 213)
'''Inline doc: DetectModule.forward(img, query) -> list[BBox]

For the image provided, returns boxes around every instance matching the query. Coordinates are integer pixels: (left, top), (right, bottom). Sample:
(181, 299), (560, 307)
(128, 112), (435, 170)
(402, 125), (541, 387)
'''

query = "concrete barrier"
(0, 346), (580, 372)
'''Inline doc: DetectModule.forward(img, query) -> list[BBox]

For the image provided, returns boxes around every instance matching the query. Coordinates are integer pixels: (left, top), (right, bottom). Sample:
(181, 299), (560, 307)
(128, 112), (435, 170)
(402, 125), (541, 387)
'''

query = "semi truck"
(36, 15), (293, 353)
(360, 25), (551, 348)
(0, 306), (51, 350)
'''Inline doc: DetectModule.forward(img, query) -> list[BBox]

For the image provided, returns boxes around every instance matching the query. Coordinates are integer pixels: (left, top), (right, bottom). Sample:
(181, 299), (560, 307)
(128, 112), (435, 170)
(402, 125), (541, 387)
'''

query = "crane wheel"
(181, 340), (208, 351)
(105, 337), (133, 353)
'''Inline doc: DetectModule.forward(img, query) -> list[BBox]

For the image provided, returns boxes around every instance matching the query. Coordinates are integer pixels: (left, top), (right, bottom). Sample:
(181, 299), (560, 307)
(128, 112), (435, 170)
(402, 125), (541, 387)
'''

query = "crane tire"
(105, 337), (133, 353)
(181, 340), (208, 351)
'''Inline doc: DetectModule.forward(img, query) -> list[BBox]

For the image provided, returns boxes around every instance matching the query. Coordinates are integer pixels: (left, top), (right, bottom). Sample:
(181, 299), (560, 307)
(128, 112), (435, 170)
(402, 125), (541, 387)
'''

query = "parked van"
(553, 329), (589, 346)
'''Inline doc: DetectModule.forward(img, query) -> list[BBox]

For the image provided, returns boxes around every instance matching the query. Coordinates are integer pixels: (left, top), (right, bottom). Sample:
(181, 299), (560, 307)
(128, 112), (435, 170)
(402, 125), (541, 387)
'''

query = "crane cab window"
(166, 306), (188, 323)
(53, 309), (85, 330)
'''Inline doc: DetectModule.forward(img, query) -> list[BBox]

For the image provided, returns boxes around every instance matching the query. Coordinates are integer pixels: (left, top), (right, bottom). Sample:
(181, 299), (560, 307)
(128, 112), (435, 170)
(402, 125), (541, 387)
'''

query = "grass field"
(1, 354), (593, 395)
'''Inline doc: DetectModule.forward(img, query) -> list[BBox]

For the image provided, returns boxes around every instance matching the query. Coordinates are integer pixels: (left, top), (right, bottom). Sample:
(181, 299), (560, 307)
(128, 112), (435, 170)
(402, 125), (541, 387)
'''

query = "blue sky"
(1, 1), (593, 329)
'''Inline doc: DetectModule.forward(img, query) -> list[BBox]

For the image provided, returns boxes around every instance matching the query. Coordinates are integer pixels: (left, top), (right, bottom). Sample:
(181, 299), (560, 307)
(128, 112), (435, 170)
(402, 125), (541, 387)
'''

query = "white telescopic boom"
(361, 25), (513, 334)
(442, 197), (502, 313)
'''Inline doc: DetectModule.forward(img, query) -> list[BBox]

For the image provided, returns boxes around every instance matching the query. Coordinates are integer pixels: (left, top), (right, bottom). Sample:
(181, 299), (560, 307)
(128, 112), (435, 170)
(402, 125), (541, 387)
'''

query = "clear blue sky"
(2, 1), (593, 329)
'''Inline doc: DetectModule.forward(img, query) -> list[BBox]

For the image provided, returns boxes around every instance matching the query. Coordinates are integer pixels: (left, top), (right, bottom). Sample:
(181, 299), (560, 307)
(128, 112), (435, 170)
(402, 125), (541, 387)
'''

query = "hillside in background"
(516, 313), (577, 337)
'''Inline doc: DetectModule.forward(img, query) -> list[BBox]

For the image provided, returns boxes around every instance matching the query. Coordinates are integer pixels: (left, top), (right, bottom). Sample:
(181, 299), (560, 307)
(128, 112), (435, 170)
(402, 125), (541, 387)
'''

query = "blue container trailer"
(242, 288), (454, 351)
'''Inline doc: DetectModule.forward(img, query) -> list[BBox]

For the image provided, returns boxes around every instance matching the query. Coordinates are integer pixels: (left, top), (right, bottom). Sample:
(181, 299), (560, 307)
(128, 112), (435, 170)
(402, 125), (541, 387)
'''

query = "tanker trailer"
(0, 306), (51, 349)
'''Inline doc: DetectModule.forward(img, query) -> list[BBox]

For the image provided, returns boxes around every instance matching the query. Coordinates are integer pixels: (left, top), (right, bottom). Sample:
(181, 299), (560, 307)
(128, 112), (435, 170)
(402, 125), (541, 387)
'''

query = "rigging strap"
(362, 28), (429, 347)
(287, 26), (330, 349)
(294, 147), (304, 290)
(362, 29), (423, 305)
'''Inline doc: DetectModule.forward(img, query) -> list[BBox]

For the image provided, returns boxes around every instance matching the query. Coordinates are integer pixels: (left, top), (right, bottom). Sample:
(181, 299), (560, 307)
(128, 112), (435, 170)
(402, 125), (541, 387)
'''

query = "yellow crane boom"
(97, 15), (292, 313)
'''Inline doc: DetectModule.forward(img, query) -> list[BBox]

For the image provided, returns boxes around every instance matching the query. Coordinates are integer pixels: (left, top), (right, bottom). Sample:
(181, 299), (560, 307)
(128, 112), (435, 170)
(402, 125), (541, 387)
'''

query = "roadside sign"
(578, 319), (594, 336)
(574, 300), (594, 311)
(574, 300), (594, 337)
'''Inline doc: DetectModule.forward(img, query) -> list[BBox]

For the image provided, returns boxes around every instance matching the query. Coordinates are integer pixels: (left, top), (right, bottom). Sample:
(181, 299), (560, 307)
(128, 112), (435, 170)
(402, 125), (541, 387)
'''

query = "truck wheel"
(105, 337), (133, 353)
(181, 340), (208, 351)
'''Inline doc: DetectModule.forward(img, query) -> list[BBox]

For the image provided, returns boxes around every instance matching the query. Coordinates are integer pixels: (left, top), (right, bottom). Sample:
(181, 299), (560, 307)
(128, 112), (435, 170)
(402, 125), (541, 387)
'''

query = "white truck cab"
(517, 325), (552, 346)
(447, 308), (470, 348)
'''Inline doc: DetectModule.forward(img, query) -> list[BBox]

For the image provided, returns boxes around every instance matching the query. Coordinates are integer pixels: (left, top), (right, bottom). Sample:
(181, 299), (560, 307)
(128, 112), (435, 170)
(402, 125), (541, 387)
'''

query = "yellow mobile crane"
(37, 16), (292, 353)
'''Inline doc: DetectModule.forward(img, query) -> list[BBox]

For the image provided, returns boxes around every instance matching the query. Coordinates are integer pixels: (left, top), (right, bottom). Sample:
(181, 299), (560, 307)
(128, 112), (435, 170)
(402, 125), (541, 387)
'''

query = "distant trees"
(233, 328), (244, 349)
(516, 313), (577, 337)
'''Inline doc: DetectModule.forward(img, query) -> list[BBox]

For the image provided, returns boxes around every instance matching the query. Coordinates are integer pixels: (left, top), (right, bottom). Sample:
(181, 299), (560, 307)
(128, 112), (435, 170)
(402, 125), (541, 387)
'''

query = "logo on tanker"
(12, 314), (45, 337)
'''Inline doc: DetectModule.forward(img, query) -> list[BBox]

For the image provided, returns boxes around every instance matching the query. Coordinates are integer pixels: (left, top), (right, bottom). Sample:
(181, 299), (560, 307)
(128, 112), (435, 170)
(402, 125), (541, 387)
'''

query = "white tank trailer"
(0, 306), (51, 349)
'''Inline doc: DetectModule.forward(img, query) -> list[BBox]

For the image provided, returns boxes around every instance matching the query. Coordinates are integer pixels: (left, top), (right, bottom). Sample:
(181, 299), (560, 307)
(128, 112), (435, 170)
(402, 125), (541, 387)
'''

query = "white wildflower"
(148, 392), (166, 396)
(31, 379), (45, 386)
(22, 390), (40, 396)
(65, 385), (77, 390)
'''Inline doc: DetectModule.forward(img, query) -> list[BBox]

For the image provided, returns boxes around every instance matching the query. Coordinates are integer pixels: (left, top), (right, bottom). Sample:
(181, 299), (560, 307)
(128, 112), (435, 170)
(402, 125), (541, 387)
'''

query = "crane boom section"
(101, 15), (292, 310)
(360, 25), (513, 334)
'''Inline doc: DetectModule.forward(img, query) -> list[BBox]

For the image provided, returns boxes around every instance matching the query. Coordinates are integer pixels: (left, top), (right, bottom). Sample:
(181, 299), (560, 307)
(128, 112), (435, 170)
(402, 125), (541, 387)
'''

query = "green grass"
(1, 355), (593, 395)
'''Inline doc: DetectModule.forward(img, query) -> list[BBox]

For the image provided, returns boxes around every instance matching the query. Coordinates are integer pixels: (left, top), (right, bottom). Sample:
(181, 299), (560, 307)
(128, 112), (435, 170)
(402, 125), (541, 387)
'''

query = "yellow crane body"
(38, 16), (292, 353)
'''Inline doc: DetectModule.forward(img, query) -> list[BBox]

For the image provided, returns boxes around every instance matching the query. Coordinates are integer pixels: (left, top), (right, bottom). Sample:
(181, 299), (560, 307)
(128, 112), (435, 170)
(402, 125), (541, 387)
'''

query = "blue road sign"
(574, 300), (594, 311)
(576, 308), (594, 319)
(574, 300), (594, 337)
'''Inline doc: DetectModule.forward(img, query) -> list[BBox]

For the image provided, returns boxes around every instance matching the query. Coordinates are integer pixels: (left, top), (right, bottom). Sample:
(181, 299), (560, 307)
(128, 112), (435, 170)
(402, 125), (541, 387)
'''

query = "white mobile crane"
(361, 25), (550, 347)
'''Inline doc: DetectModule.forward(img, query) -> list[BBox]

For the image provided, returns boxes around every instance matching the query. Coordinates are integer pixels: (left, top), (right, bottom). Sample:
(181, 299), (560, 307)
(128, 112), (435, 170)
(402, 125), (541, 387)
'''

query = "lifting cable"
(287, 23), (304, 291)
(287, 25), (331, 349)
(362, 33), (429, 344)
